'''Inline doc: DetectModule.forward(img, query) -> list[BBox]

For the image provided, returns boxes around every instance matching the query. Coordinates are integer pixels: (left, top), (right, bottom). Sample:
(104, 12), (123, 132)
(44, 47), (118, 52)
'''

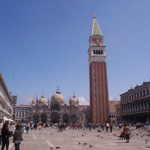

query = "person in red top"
(120, 130), (125, 140)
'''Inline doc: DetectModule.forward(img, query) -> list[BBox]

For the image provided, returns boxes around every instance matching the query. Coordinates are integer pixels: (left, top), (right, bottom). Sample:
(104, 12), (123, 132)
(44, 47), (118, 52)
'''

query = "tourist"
(106, 123), (109, 132)
(22, 125), (26, 134)
(58, 122), (62, 132)
(26, 123), (29, 134)
(0, 120), (3, 145)
(101, 124), (104, 130)
(34, 123), (37, 130)
(89, 123), (92, 131)
(119, 123), (122, 129)
(119, 130), (125, 140)
(13, 124), (23, 150)
(39, 124), (42, 130)
(30, 123), (33, 130)
(109, 122), (113, 132)
(1, 121), (12, 150)
(123, 123), (130, 143)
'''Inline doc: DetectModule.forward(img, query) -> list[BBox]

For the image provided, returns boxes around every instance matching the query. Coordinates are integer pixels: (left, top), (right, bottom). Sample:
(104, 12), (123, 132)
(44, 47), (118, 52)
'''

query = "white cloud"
(109, 97), (120, 101)
(109, 97), (114, 101)
(78, 97), (89, 105)
(17, 95), (34, 105)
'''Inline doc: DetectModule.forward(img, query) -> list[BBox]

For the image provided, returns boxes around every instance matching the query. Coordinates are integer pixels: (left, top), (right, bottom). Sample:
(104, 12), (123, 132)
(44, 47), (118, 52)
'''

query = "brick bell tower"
(88, 14), (110, 123)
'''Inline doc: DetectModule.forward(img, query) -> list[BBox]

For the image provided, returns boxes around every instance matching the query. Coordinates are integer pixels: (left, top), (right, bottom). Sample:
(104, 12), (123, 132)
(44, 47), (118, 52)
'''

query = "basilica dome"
(70, 95), (79, 106)
(51, 90), (64, 104)
(39, 95), (47, 104)
(32, 98), (36, 106)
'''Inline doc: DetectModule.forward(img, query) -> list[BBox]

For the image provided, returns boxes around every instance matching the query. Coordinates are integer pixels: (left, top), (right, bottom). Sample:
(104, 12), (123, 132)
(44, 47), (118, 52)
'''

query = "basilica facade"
(28, 89), (89, 124)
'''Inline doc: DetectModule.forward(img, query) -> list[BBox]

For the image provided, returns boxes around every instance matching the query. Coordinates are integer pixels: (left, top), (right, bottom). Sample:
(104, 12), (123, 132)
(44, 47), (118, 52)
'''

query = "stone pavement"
(7, 127), (150, 150)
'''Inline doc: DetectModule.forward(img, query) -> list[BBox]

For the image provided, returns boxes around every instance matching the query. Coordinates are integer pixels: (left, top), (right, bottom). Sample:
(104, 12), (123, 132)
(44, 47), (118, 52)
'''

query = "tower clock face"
(96, 39), (99, 43)
(96, 39), (100, 46)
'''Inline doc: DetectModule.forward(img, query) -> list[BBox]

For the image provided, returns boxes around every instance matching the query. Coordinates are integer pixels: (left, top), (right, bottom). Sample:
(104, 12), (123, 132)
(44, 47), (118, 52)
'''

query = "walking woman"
(0, 120), (3, 145)
(123, 123), (130, 143)
(1, 121), (11, 150)
(13, 124), (23, 150)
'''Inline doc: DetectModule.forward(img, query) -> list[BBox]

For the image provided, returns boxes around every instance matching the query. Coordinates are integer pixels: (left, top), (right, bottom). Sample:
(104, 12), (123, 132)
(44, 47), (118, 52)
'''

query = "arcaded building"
(28, 90), (89, 124)
(15, 105), (31, 122)
(121, 81), (150, 123)
(88, 14), (110, 123)
(0, 71), (13, 120)
(115, 101), (122, 123)
(109, 101), (117, 123)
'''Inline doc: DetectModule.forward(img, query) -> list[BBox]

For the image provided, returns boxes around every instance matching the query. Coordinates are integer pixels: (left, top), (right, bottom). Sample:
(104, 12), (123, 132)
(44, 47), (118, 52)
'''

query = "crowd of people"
(1, 120), (150, 149)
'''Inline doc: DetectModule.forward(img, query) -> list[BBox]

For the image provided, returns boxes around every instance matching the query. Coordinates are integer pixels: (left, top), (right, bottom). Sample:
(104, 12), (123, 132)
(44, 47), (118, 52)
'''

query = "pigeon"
(89, 145), (93, 147)
(83, 143), (87, 146)
(78, 142), (81, 144)
(56, 147), (60, 149)
(146, 140), (147, 144)
(50, 147), (53, 150)
(97, 129), (101, 132)
(101, 136), (103, 138)
(81, 134), (84, 136)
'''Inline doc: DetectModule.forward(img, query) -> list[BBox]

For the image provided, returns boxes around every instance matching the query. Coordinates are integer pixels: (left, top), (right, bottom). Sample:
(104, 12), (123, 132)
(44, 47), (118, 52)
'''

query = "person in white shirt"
(106, 123), (109, 132)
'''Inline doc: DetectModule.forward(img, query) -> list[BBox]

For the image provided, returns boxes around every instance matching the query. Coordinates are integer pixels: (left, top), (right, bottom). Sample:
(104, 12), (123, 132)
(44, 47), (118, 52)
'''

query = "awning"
(3, 116), (14, 122)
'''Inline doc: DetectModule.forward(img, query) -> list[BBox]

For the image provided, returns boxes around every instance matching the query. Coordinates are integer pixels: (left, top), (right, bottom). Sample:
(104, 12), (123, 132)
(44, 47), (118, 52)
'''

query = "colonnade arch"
(41, 113), (47, 123)
(63, 114), (69, 123)
(122, 101), (150, 114)
(33, 114), (39, 123)
(70, 114), (78, 123)
(50, 112), (60, 123)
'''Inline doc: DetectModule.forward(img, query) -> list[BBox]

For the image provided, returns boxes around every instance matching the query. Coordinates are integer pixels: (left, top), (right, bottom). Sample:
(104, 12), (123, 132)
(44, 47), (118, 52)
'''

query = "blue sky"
(0, 0), (150, 105)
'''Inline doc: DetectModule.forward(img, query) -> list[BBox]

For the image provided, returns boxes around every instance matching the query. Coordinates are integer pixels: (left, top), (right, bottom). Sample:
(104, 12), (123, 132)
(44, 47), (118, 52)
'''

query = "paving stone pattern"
(6, 126), (150, 150)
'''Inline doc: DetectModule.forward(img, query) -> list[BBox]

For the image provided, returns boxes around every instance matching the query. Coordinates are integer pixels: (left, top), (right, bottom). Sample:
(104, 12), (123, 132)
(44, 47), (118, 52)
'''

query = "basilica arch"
(41, 113), (47, 123)
(70, 114), (78, 123)
(33, 114), (39, 123)
(50, 112), (60, 123)
(50, 103), (60, 111)
(63, 114), (69, 123)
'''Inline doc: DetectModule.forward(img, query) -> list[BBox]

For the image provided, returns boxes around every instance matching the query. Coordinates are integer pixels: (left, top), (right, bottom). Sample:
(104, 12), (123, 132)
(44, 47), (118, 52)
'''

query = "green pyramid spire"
(91, 14), (103, 36)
